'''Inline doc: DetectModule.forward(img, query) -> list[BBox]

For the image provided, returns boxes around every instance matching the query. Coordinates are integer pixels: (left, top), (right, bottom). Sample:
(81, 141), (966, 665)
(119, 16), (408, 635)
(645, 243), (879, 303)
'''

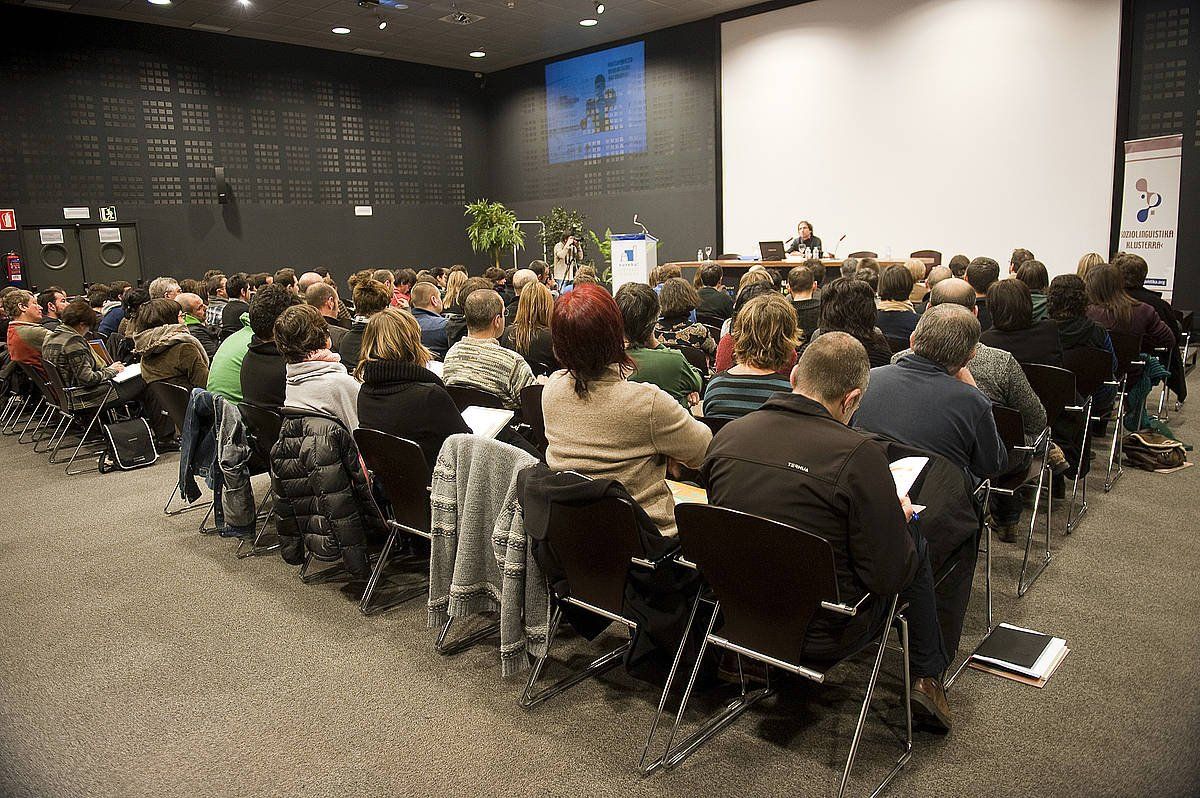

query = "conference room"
(0, 0), (1197, 796)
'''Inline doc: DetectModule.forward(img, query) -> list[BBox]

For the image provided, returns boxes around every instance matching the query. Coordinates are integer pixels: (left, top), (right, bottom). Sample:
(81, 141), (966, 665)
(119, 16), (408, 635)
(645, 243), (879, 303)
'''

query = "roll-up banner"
(1118, 134), (1182, 299)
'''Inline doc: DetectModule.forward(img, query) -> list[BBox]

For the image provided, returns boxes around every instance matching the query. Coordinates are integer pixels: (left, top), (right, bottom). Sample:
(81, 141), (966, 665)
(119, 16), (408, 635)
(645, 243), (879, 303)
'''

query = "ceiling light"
(579, 17), (597, 26)
(469, 50), (486, 58)
(331, 26), (351, 34)
(594, 2), (605, 13)
(147, 0), (172, 5)
(237, 0), (251, 6)
(377, 16), (387, 29)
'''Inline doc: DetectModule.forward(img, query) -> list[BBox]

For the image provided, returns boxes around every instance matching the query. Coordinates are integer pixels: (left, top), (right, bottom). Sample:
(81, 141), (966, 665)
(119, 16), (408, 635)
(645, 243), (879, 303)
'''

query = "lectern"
(609, 232), (658, 294)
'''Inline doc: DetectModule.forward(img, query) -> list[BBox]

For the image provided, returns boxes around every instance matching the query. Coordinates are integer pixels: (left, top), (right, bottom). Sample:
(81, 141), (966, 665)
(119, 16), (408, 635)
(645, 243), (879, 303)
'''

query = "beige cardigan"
(543, 366), (712, 536)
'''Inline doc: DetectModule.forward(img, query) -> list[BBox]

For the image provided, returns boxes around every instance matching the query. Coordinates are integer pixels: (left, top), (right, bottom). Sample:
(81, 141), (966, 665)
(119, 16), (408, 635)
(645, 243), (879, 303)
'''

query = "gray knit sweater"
(428, 433), (547, 676)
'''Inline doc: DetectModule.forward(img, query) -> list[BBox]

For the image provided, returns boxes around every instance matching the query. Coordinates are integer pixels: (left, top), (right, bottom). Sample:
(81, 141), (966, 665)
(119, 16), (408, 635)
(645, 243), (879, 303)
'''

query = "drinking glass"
(704, 246), (713, 260)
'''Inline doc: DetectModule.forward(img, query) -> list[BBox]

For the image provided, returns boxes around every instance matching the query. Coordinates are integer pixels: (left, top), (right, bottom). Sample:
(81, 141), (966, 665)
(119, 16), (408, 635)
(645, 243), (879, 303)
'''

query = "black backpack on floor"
(98, 417), (159, 473)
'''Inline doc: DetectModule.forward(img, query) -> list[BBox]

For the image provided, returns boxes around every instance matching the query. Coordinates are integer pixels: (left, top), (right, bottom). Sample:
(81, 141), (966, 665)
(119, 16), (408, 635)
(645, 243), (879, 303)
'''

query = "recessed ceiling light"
(331, 26), (351, 34)
(595, 2), (605, 13)
(148, 0), (172, 6)
(377, 17), (387, 29)
(579, 18), (597, 26)
(469, 50), (486, 58)
(237, 0), (251, 6)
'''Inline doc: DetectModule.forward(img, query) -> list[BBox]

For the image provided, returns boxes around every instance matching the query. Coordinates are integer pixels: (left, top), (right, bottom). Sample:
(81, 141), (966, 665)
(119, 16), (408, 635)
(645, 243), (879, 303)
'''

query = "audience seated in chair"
(337, 278), (391, 372)
(239, 284), (302, 410)
(219, 272), (252, 341)
(356, 307), (470, 470)
(615, 282), (702, 410)
(37, 287), (68, 331)
(808, 277), (893, 368)
(500, 281), (558, 375)
(442, 270), (469, 316)
(275, 304), (360, 430)
(655, 278), (716, 356)
(704, 331), (955, 731)
(304, 282), (348, 351)
(696, 263), (734, 321)
(1047, 275), (1117, 405)
(786, 263), (821, 342)
(3, 289), (48, 371)
(542, 283), (711, 537)
(443, 277), (495, 346)
(965, 257), (999, 331)
(875, 265), (921, 343)
(207, 283), (285, 405)
(1015, 260), (1050, 322)
(41, 299), (125, 408)
(443, 288), (535, 411)
(176, 293), (220, 360)
(703, 292), (796, 419)
(1085, 265), (1174, 358)
(714, 279), (784, 372)
(132, 298), (211, 390)
(409, 281), (450, 360)
(1114, 252), (1186, 402)
(980, 278), (1063, 367)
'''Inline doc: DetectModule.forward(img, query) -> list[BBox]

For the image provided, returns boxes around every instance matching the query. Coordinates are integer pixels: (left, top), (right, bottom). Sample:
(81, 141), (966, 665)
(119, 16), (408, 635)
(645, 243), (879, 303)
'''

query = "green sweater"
(206, 313), (252, 403)
(627, 344), (702, 407)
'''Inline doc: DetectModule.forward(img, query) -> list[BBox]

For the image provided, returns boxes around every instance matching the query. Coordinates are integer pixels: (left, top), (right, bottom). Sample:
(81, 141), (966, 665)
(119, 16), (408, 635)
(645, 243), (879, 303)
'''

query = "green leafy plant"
(538, 206), (589, 261)
(588, 228), (613, 268)
(465, 199), (524, 268)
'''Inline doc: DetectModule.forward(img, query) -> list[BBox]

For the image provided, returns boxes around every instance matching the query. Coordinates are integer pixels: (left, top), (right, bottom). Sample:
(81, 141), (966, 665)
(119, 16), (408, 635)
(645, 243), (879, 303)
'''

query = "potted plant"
(465, 199), (525, 268)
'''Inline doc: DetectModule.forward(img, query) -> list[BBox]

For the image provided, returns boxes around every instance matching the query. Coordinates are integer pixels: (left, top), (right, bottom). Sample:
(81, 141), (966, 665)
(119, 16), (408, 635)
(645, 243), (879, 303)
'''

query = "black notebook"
(972, 623), (1065, 679)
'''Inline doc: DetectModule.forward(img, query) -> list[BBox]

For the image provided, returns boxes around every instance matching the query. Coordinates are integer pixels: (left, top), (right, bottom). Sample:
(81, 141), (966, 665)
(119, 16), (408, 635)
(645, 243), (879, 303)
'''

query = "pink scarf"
(304, 348), (341, 364)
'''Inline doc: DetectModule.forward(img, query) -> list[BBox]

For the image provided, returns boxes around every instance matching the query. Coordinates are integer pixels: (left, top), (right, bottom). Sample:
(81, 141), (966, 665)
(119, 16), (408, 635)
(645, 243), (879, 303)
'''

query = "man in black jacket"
(704, 332), (954, 731)
(220, 272), (252, 341)
(240, 284), (301, 409)
(695, 263), (734, 322)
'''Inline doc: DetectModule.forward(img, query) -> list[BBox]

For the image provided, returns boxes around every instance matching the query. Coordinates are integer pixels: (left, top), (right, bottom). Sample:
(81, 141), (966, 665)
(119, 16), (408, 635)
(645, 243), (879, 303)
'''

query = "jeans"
(902, 527), (951, 679)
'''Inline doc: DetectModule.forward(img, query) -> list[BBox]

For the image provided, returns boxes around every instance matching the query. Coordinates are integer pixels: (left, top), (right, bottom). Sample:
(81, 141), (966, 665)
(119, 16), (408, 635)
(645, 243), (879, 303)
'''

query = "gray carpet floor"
(1, 373), (1198, 798)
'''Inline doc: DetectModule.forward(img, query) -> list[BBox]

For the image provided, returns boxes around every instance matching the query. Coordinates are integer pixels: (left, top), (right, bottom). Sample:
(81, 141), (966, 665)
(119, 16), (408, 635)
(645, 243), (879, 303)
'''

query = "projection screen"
(720, 0), (1123, 275)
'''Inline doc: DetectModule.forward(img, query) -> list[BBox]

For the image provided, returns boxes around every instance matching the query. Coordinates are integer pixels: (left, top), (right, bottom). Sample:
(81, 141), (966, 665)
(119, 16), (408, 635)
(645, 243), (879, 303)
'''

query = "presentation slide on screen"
(720, 0), (1121, 274)
(545, 41), (647, 165)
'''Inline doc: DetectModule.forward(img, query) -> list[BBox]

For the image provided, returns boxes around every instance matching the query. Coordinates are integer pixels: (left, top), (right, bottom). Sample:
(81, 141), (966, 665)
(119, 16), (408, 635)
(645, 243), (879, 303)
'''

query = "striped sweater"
(702, 370), (792, 419)
(442, 336), (535, 410)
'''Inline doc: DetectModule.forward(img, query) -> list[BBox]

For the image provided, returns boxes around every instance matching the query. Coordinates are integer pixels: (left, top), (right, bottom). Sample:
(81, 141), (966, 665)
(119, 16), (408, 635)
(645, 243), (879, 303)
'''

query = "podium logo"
(1135, 178), (1163, 223)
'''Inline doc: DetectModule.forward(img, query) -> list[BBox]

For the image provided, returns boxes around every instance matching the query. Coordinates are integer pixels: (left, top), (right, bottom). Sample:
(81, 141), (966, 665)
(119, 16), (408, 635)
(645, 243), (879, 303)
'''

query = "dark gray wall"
(485, 20), (718, 269)
(0, 6), (489, 288)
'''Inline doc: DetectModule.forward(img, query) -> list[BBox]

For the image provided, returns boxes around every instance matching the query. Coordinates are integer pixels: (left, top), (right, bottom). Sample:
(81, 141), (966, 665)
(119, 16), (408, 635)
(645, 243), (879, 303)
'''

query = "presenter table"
(666, 258), (933, 286)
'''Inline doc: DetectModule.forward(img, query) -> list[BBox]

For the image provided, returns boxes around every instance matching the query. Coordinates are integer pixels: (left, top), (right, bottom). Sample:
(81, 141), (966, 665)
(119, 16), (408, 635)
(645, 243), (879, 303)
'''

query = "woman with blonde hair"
(355, 307), (468, 468)
(442, 270), (469, 315)
(703, 292), (798, 419)
(500, 281), (557, 375)
(1077, 252), (1105, 279)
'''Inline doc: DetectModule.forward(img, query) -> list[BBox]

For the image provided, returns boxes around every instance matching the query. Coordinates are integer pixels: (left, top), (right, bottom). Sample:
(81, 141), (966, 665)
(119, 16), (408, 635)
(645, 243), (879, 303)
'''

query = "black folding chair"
(990, 405), (1052, 597)
(848, 251), (879, 259)
(353, 428), (434, 617)
(518, 384), (546, 452)
(521, 478), (671, 734)
(908, 249), (942, 269)
(695, 313), (725, 331)
(645, 505), (911, 798)
(445, 384), (505, 412)
(1021, 363), (1088, 536)
(1060, 348), (1115, 533)
(1103, 330), (1143, 492)
(234, 403), (284, 558)
(42, 360), (114, 475)
(148, 381), (212, 517)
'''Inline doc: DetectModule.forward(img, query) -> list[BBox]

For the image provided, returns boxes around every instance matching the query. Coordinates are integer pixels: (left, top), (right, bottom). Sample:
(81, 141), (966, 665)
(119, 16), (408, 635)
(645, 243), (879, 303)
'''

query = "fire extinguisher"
(4, 251), (21, 286)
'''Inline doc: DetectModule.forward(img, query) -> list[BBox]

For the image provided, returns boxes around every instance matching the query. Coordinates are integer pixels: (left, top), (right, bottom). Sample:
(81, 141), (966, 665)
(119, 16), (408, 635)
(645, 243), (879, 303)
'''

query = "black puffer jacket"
(270, 409), (386, 576)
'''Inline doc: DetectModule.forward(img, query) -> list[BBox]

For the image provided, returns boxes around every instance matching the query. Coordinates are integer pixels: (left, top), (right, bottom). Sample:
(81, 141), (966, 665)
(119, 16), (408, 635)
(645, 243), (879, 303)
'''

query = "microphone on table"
(829, 234), (847, 258)
(633, 213), (649, 236)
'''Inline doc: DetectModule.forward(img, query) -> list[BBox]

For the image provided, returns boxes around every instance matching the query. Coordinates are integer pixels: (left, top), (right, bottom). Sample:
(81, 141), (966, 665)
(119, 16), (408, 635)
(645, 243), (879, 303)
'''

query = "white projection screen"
(721, 0), (1122, 275)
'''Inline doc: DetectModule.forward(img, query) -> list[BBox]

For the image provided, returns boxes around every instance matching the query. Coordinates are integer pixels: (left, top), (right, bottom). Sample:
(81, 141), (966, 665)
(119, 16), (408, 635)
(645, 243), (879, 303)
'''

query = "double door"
(18, 223), (143, 292)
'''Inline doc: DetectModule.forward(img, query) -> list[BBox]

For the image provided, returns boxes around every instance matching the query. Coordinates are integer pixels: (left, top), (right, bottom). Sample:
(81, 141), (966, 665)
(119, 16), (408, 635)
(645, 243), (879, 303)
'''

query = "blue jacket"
(413, 308), (450, 359)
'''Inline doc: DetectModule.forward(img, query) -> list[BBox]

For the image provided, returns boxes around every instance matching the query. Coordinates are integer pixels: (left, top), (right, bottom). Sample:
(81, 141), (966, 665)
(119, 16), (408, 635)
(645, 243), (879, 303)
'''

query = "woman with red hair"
(542, 284), (711, 536)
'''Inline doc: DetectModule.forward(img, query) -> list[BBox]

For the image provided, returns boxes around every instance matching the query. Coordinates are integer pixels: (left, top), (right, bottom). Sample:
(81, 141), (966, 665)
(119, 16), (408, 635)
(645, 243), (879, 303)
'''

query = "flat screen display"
(545, 41), (647, 165)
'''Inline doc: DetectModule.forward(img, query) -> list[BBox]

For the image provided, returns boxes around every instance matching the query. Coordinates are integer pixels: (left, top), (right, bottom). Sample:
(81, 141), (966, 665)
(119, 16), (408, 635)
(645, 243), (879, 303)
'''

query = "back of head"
(358, 307), (431, 377)
(1076, 252), (1105, 279)
(464, 287), (504, 333)
(928, 277), (977, 310)
(87, 284), (109, 308)
(948, 254), (970, 277)
(297, 271), (323, 293)
(515, 281), (553, 328)
(659, 264), (682, 283)
(911, 304), (980, 372)
(659, 277), (700, 317)
(731, 281), (777, 323)
(614, 282), (660, 348)
(1085, 264), (1133, 324)
(179, 278), (202, 295)
(410, 280), (440, 310)
(854, 268), (878, 294)
(484, 266), (505, 284)
(273, 304), (329, 363)
(512, 268), (537, 294)
(904, 258), (927, 284)
(121, 287), (151, 318)
(700, 263), (723, 287)
(1010, 248), (1035, 271)
(732, 293), (798, 372)
(965, 257), (1000, 294)
(62, 299), (98, 330)
(176, 292), (204, 317)
(248, 283), (302, 339)
(1046, 274), (1088, 322)
(443, 270), (468, 303)
(818, 277), (876, 339)
(352, 279), (391, 318)
(203, 269), (225, 282)
(136, 298), (183, 333)
(459, 276), (495, 308)
(1112, 252), (1149, 290)
(1015, 260), (1049, 292)
(250, 272), (272, 288)
(528, 260), (548, 279)
(227, 272), (250, 301)
(737, 268), (774, 297)
(395, 268), (417, 289)
(575, 265), (598, 284)
(793, 331), (870, 406)
(840, 257), (860, 279)
(370, 268), (394, 288)
(205, 274), (226, 298)
(551, 283), (632, 398)
(148, 276), (179, 300)
(803, 258), (826, 285)
(108, 281), (130, 301)
(304, 282), (336, 311)
(878, 265), (913, 301)
(274, 268), (297, 289)
(925, 265), (953, 290)
(787, 264), (815, 294)
(986, 278), (1033, 332)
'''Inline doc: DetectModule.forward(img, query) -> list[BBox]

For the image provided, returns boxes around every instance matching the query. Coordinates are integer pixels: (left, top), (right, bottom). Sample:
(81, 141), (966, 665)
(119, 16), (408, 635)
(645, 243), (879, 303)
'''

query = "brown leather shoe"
(911, 676), (952, 732)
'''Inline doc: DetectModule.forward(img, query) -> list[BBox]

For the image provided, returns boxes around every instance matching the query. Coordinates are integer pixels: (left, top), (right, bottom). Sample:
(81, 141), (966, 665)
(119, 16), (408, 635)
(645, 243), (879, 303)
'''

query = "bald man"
(297, 271), (324, 294)
(410, 281), (449, 358)
(176, 292), (220, 358)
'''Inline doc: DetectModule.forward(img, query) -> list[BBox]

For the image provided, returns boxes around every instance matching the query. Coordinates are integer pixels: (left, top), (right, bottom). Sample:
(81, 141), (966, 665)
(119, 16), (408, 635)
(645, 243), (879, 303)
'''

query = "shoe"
(994, 523), (1018, 543)
(1046, 443), (1070, 476)
(911, 676), (952, 732)
(218, 525), (254, 539)
(156, 438), (181, 453)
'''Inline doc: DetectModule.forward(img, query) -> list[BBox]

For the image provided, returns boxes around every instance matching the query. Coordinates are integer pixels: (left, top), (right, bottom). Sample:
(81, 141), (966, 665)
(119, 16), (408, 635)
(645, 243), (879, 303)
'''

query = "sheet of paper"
(889, 456), (928, 498)
(425, 361), (444, 378)
(667, 480), (708, 505)
(110, 363), (141, 384)
(460, 406), (513, 439)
